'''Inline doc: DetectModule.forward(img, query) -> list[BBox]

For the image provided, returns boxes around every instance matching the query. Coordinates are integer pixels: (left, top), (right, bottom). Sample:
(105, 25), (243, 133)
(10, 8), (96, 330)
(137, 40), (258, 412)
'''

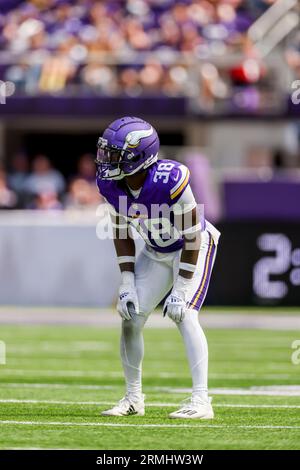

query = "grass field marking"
(6, 448), (67, 451)
(0, 369), (295, 380)
(0, 420), (300, 430)
(1, 383), (300, 396)
(3, 447), (57, 450)
(0, 399), (300, 409)
(0, 340), (5, 364)
(0, 383), (116, 390)
(154, 386), (300, 396)
(8, 341), (113, 353)
(0, 369), (125, 378)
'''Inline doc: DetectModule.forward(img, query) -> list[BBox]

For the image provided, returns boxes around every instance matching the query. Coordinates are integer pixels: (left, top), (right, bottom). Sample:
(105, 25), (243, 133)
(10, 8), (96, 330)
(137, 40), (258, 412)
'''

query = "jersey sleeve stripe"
(189, 233), (215, 310)
(170, 169), (190, 200)
(170, 165), (188, 195)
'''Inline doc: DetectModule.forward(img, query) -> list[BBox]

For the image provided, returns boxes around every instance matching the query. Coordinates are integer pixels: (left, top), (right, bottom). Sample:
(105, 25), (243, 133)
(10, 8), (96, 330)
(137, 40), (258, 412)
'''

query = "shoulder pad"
(169, 163), (190, 203)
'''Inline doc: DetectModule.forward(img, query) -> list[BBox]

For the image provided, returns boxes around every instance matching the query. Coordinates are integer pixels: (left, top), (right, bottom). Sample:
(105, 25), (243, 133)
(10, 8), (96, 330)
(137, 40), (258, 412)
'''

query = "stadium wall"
(1, 212), (299, 307)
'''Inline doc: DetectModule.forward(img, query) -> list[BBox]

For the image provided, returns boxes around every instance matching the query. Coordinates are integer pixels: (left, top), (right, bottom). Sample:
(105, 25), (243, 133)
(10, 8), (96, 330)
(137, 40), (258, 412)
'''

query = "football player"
(96, 117), (220, 419)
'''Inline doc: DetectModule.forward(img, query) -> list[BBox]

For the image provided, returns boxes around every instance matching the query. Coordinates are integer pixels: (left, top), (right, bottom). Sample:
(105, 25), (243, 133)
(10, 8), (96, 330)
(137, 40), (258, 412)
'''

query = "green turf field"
(0, 322), (299, 450)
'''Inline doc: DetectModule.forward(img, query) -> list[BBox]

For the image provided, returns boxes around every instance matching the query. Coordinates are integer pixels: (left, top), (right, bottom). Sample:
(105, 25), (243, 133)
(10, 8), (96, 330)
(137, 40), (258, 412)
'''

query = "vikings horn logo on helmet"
(96, 117), (159, 180)
(124, 127), (154, 150)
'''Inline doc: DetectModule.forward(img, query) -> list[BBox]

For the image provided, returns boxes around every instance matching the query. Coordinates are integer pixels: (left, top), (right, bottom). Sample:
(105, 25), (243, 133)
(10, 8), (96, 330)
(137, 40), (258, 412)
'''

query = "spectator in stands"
(80, 63), (118, 95)
(7, 152), (29, 195)
(286, 31), (300, 79)
(65, 153), (100, 209)
(0, 0), (279, 100)
(76, 153), (96, 183)
(0, 169), (17, 209)
(65, 178), (100, 210)
(119, 67), (142, 96)
(29, 191), (63, 211)
(23, 154), (65, 198)
(246, 146), (273, 169)
(139, 59), (164, 93)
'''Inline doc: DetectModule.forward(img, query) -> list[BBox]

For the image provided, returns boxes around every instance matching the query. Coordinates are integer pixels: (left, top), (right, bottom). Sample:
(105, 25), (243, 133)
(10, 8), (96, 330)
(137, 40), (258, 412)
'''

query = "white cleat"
(101, 395), (145, 417)
(169, 397), (214, 419)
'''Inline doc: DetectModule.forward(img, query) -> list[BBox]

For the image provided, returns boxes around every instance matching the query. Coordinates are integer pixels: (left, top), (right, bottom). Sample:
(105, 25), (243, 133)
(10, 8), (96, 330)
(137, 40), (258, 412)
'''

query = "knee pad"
(122, 313), (146, 335)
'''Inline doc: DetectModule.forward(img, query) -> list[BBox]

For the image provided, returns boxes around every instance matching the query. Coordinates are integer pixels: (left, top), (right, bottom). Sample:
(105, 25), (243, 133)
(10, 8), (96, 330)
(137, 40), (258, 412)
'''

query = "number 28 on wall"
(253, 234), (300, 299)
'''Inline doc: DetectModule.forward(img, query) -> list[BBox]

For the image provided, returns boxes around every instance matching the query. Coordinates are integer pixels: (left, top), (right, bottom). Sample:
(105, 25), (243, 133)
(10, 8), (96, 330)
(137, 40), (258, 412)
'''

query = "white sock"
(120, 314), (145, 402)
(177, 309), (209, 402)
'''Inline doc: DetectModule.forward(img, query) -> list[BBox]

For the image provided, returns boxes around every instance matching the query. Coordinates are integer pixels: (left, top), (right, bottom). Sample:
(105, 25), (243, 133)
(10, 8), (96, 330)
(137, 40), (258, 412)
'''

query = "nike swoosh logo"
(173, 170), (180, 182)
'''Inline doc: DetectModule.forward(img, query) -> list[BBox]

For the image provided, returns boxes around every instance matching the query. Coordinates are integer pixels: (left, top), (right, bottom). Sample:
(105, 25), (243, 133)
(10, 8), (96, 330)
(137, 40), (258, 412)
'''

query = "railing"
(0, 53), (293, 115)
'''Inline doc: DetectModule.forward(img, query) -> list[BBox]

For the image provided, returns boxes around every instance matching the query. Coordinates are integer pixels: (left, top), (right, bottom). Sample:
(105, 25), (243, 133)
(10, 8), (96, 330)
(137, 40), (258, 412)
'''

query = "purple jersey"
(97, 159), (199, 253)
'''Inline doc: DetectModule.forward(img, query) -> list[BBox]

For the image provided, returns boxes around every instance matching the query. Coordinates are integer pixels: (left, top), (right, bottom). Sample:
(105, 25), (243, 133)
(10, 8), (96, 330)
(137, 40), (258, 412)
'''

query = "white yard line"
(1, 370), (125, 378)
(0, 369), (294, 380)
(0, 399), (300, 409)
(0, 420), (299, 430)
(3, 447), (60, 450)
(208, 387), (300, 397)
(8, 342), (113, 353)
(0, 383), (116, 390)
(0, 383), (300, 396)
(0, 383), (297, 395)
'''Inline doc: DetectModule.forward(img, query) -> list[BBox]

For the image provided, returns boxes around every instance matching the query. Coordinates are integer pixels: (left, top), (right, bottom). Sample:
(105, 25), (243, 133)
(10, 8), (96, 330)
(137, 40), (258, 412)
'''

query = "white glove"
(117, 271), (139, 320)
(163, 275), (193, 323)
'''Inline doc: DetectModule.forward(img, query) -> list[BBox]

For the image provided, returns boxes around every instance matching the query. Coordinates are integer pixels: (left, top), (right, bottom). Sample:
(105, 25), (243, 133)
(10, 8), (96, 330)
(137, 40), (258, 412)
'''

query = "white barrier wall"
(0, 210), (125, 306)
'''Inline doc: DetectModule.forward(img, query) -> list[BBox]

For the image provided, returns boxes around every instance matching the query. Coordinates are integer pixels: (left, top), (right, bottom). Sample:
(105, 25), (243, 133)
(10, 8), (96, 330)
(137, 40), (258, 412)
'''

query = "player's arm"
(173, 183), (202, 279)
(164, 183), (202, 323)
(178, 206), (201, 279)
(113, 214), (135, 274)
(110, 209), (139, 319)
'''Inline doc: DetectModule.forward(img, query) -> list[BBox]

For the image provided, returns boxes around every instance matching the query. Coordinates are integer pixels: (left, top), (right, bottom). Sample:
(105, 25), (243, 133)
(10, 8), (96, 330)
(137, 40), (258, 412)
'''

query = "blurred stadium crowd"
(0, 0), (299, 111)
(0, 1), (299, 213)
(0, 144), (296, 219)
(0, 152), (101, 210)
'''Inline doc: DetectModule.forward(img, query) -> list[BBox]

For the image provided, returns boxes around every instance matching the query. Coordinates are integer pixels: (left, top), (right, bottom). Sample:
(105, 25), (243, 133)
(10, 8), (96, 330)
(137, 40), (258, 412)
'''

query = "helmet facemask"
(95, 137), (136, 180)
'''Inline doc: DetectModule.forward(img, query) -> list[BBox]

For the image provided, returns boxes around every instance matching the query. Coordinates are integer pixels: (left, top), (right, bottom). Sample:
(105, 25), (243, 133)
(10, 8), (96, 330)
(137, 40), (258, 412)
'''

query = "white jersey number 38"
(153, 162), (175, 184)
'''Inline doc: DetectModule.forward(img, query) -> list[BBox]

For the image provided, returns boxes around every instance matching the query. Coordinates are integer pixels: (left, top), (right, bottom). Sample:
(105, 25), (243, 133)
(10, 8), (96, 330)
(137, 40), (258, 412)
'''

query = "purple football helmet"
(96, 116), (159, 180)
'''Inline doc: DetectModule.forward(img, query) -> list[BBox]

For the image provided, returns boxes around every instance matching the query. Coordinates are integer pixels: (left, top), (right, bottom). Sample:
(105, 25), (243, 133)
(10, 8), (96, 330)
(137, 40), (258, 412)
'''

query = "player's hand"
(163, 292), (187, 323)
(163, 274), (194, 323)
(117, 272), (139, 320)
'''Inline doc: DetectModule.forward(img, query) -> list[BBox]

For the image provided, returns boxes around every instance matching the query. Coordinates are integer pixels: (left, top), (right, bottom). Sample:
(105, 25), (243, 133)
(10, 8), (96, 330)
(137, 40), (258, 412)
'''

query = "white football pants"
(120, 222), (220, 402)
